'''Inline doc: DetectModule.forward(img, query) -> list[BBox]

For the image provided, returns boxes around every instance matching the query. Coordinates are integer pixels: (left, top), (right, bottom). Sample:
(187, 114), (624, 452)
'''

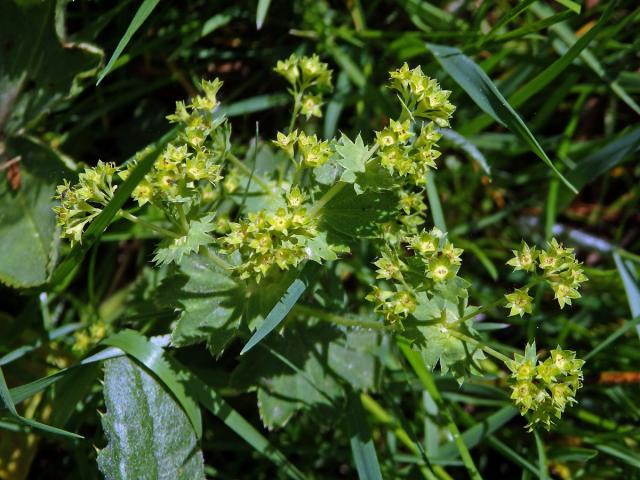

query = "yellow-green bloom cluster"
(121, 79), (229, 207)
(406, 228), (463, 283)
(72, 321), (107, 354)
(375, 116), (443, 185)
(220, 187), (318, 282)
(507, 239), (587, 309)
(272, 130), (332, 168)
(366, 285), (416, 324)
(506, 343), (584, 431)
(275, 53), (333, 120)
(54, 161), (118, 244)
(388, 63), (456, 127)
(366, 229), (464, 324)
(504, 287), (533, 317)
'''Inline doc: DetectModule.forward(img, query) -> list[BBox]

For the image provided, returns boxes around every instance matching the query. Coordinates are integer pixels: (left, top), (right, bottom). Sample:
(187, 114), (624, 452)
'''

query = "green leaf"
(531, 2), (640, 116)
(353, 157), (399, 193)
(552, 0), (581, 13)
(466, 2), (614, 135)
(0, 0), (102, 133)
(425, 173), (447, 233)
(0, 138), (70, 287)
(222, 93), (289, 117)
(558, 127), (640, 210)
(434, 406), (518, 460)
(549, 447), (597, 463)
(613, 252), (640, 339)
(101, 331), (203, 438)
(256, 0), (271, 30)
(97, 0), (161, 85)
(153, 216), (216, 266)
(584, 315), (640, 362)
(10, 348), (124, 406)
(233, 323), (377, 429)
(439, 128), (491, 175)
(0, 365), (80, 439)
(334, 133), (369, 175)
(321, 185), (398, 240)
(324, 71), (351, 139)
(328, 44), (366, 88)
(397, 339), (483, 479)
(592, 443), (640, 469)
(346, 391), (383, 480)
(161, 253), (242, 355)
(10, 332), (305, 479)
(241, 262), (320, 355)
(426, 43), (577, 194)
(97, 356), (204, 480)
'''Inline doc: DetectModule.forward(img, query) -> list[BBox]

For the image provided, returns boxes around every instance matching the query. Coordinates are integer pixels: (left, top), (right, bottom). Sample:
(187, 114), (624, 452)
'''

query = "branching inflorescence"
(53, 55), (587, 431)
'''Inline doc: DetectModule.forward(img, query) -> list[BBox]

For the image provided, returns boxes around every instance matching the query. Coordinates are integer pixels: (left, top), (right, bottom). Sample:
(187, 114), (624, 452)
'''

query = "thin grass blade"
(97, 0), (160, 84)
(426, 43), (577, 193)
(256, 0), (271, 29)
(241, 262), (320, 355)
(613, 252), (640, 338)
(346, 390), (384, 480)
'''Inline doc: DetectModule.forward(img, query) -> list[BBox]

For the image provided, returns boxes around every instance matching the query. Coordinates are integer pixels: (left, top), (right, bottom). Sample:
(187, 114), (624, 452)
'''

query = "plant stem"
(288, 90), (303, 133)
(448, 330), (511, 364)
(176, 203), (190, 233)
(309, 182), (347, 216)
(201, 246), (233, 271)
(293, 304), (391, 331)
(119, 211), (181, 239)
(226, 152), (273, 194)
(459, 297), (506, 323)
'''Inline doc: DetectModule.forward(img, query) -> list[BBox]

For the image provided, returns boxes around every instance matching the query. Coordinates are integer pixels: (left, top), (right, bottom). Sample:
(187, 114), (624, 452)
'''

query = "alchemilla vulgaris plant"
(53, 54), (588, 441)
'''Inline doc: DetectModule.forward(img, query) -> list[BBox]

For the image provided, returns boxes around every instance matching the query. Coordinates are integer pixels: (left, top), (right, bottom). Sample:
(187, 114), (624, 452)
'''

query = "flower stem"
(119, 211), (181, 239)
(293, 304), (391, 331)
(201, 246), (233, 271)
(226, 153), (273, 195)
(309, 182), (347, 216)
(459, 297), (506, 323)
(176, 203), (190, 233)
(449, 330), (511, 364)
(288, 90), (303, 133)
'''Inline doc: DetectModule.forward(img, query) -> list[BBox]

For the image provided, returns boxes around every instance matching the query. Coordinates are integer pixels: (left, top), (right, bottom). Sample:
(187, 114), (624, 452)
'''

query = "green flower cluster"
(72, 321), (107, 354)
(220, 187), (320, 282)
(272, 130), (332, 168)
(121, 79), (230, 207)
(274, 53), (333, 120)
(506, 343), (584, 430)
(366, 228), (464, 324)
(506, 238), (587, 310)
(374, 65), (454, 186)
(388, 63), (456, 127)
(54, 161), (118, 244)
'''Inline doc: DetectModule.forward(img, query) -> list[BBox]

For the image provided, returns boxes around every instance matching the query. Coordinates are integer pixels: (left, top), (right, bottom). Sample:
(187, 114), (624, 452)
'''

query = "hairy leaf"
(232, 323), (378, 429)
(334, 133), (369, 175)
(0, 0), (101, 133)
(322, 185), (398, 240)
(97, 356), (204, 480)
(153, 216), (216, 266)
(161, 254), (243, 355)
(408, 282), (485, 382)
(0, 138), (69, 287)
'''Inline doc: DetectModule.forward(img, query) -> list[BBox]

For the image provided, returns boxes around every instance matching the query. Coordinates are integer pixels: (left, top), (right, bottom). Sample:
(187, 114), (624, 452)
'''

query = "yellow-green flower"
(504, 288), (533, 317)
